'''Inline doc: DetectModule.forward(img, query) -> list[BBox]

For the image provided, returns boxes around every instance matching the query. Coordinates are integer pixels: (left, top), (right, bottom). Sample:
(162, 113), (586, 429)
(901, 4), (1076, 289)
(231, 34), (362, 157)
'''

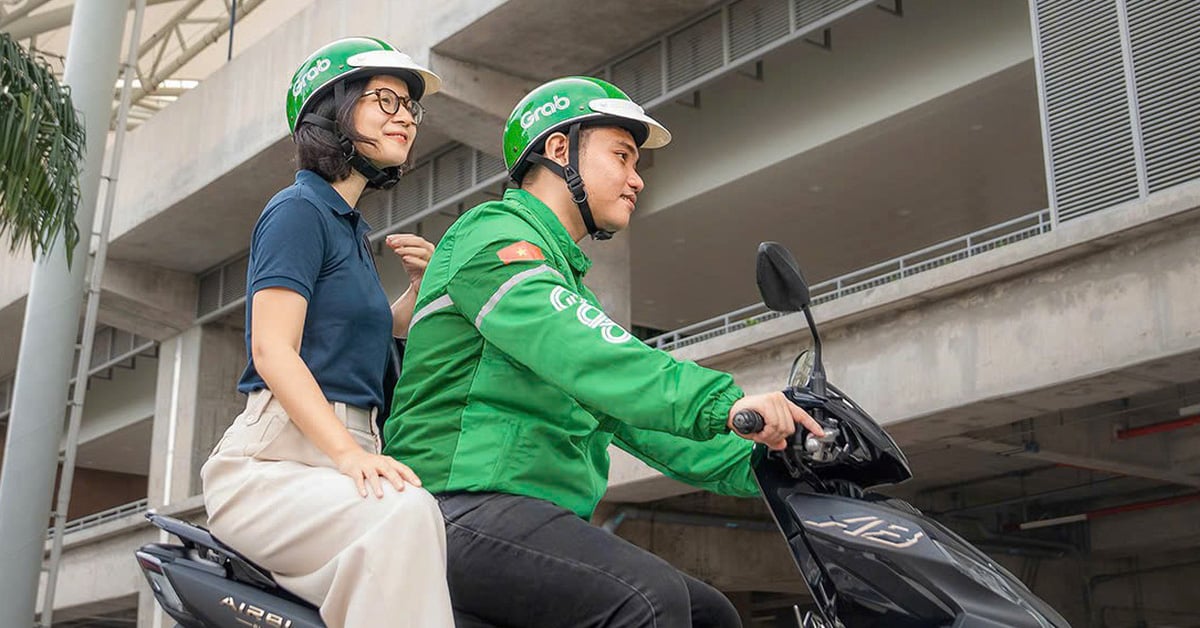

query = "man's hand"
(333, 447), (424, 498)
(386, 233), (436, 288)
(728, 392), (825, 450)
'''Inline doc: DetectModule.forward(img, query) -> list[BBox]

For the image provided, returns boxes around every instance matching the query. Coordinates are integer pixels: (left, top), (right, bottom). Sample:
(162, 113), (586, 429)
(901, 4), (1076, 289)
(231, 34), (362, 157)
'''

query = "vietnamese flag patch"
(497, 241), (546, 264)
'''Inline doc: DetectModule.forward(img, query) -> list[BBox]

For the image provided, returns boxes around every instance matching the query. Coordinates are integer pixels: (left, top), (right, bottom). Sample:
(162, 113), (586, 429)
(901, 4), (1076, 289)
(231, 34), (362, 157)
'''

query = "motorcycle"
(730, 241), (1070, 627)
(134, 242), (1070, 627)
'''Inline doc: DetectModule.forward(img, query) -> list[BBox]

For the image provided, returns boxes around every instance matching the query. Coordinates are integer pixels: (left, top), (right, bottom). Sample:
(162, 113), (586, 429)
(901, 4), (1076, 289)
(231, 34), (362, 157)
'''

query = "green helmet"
(503, 76), (671, 181)
(286, 36), (441, 134)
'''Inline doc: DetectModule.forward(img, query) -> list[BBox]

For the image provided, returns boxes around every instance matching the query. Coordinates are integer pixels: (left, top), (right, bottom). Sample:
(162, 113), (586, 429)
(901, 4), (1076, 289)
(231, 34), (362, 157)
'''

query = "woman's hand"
(333, 447), (424, 498)
(386, 233), (435, 288)
(728, 391), (825, 450)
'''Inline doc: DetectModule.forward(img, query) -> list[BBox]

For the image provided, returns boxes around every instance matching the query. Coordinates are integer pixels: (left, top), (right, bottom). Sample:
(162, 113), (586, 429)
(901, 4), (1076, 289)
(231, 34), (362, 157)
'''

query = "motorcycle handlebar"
(732, 409), (765, 435)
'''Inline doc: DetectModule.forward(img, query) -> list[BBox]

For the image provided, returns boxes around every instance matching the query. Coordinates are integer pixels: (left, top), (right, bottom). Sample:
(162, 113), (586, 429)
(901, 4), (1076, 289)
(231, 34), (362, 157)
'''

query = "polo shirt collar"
(296, 169), (356, 217)
(504, 188), (593, 276)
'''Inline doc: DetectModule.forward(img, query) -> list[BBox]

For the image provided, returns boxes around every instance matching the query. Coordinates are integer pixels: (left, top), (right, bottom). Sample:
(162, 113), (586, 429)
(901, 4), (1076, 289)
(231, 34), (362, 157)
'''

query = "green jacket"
(382, 189), (757, 518)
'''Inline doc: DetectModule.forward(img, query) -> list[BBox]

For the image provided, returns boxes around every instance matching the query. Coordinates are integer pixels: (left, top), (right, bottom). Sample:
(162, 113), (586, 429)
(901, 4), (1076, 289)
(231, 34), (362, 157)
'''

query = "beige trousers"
(200, 390), (454, 628)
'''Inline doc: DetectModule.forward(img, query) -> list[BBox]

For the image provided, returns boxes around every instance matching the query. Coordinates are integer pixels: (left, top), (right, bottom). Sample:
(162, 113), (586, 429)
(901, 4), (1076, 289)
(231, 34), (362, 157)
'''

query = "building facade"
(2, 0), (1200, 625)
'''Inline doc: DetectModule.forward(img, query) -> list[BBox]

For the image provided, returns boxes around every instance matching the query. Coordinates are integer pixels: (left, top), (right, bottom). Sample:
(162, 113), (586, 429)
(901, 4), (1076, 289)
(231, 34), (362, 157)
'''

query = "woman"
(200, 37), (452, 628)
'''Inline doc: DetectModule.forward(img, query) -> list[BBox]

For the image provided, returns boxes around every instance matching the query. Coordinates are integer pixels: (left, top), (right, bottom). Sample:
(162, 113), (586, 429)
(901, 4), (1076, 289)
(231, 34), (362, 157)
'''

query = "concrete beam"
(425, 52), (537, 156)
(1089, 499), (1200, 555)
(99, 259), (197, 342)
(945, 436), (1200, 489)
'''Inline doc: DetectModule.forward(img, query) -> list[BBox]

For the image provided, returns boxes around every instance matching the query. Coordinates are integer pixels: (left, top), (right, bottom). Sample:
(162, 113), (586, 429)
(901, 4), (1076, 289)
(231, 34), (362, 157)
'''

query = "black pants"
(438, 492), (742, 628)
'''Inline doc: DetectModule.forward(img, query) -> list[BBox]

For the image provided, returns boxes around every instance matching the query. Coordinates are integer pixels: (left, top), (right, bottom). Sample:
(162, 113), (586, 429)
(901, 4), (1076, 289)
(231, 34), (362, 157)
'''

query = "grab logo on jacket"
(550, 286), (632, 344)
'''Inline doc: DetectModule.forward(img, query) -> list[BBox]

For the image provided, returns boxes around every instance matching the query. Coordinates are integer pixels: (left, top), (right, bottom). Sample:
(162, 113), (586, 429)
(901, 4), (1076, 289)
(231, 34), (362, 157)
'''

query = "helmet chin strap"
(526, 123), (613, 241)
(300, 80), (402, 190)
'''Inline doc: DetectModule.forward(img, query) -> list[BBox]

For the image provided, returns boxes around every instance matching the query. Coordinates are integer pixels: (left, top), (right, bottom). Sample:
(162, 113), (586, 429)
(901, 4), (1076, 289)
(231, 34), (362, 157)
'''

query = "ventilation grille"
(358, 188), (392, 233)
(612, 44), (665, 105)
(395, 163), (432, 224)
(599, 0), (873, 109)
(1127, 0), (1200, 192)
(795, 0), (863, 30)
(667, 12), (725, 90)
(1034, 0), (1140, 221)
(475, 150), (506, 181)
(433, 145), (475, 203)
(196, 252), (250, 318)
(729, 0), (791, 61)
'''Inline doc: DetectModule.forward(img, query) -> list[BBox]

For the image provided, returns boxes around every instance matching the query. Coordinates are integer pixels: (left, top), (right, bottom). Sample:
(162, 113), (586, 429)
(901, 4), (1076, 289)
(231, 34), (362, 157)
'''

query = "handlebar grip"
(732, 409), (765, 435)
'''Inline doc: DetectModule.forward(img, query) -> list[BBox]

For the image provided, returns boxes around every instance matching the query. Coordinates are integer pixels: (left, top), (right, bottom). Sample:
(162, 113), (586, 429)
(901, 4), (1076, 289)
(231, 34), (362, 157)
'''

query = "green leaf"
(0, 32), (86, 264)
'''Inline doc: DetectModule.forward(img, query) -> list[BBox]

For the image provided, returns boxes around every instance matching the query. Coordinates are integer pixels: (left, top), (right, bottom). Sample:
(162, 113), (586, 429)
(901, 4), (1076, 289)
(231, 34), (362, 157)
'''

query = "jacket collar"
(504, 188), (592, 276)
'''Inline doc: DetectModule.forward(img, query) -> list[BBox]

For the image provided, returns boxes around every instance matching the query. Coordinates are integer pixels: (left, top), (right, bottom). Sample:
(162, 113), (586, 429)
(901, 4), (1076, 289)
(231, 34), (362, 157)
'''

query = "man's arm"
(612, 422), (759, 497)
(445, 237), (741, 442)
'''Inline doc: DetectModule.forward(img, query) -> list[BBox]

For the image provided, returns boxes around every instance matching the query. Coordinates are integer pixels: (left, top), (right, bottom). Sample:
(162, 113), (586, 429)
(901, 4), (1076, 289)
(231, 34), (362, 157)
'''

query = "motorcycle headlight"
(933, 540), (1056, 628)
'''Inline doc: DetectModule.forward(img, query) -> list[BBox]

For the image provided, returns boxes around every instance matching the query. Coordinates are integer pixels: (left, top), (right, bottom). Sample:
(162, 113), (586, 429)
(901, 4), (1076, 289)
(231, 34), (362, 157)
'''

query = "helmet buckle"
(563, 165), (588, 204)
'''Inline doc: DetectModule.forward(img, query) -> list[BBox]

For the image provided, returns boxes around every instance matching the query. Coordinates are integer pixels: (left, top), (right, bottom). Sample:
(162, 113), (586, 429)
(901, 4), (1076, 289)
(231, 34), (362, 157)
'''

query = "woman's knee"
(377, 486), (443, 530)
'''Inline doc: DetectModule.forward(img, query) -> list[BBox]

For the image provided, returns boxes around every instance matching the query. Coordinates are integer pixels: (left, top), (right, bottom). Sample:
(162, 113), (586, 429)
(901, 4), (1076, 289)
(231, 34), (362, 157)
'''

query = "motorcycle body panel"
(756, 387), (1071, 628)
(137, 514), (324, 628)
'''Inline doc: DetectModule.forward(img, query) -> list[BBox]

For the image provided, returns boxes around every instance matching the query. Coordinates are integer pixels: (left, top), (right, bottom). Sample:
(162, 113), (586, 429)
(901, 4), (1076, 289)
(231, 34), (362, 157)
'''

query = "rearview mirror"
(756, 242), (810, 312)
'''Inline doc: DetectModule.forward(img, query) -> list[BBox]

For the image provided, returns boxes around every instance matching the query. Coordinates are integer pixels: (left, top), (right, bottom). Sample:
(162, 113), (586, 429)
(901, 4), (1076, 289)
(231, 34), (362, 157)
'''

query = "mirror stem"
(802, 306), (827, 397)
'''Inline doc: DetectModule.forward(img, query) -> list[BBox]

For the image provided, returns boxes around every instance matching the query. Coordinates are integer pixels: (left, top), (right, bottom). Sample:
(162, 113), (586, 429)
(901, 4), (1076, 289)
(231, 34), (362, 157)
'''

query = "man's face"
(577, 126), (645, 233)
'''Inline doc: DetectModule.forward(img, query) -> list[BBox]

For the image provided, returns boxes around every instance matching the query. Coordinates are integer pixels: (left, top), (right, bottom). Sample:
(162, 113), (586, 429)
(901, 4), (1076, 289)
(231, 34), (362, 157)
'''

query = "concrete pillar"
(147, 323), (244, 508)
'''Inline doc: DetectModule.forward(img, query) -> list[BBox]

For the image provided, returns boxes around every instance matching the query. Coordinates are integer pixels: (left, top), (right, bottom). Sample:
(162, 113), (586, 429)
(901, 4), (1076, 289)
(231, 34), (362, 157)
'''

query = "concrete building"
(2, 0), (1200, 625)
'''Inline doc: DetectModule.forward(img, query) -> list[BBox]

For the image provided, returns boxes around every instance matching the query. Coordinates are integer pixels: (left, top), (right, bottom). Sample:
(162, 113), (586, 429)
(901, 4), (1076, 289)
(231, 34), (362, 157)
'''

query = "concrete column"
(147, 323), (244, 508)
(0, 2), (130, 624)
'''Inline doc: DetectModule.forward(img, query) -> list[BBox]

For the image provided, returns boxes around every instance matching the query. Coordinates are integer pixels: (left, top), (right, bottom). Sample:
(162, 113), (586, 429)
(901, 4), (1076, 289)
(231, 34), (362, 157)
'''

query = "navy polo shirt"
(237, 170), (393, 410)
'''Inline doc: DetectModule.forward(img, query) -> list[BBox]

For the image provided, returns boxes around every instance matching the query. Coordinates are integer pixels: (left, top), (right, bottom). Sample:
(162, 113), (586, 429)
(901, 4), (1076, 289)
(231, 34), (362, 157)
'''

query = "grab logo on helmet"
(292, 58), (332, 97)
(521, 95), (571, 130)
(549, 287), (632, 344)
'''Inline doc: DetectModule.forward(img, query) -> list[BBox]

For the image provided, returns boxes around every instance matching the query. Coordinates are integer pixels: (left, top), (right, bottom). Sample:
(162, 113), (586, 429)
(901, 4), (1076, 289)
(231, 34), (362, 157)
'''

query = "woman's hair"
(293, 78), (375, 182)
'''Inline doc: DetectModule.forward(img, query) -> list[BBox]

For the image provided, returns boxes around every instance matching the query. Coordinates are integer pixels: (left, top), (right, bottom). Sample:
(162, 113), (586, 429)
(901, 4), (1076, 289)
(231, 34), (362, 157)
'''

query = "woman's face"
(351, 75), (419, 168)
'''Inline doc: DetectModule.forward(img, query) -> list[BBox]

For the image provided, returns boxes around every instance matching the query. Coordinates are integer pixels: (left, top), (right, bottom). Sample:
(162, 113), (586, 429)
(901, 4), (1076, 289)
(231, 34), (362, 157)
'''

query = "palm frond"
(0, 31), (86, 264)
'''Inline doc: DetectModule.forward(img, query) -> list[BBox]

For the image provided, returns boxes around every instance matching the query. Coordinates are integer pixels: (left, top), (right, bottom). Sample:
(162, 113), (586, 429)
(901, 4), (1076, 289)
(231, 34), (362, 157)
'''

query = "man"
(383, 76), (822, 627)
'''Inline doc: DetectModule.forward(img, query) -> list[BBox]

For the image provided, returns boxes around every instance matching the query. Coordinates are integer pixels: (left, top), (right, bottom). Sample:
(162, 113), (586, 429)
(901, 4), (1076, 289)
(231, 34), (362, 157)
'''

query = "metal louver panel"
(433, 145), (474, 203)
(221, 256), (248, 306)
(197, 268), (221, 316)
(794, 0), (862, 30)
(358, 188), (391, 233)
(668, 12), (725, 91)
(395, 163), (432, 223)
(196, 252), (249, 319)
(612, 43), (664, 105)
(475, 150), (506, 181)
(1126, 0), (1200, 192)
(1033, 0), (1141, 221)
(729, 0), (790, 61)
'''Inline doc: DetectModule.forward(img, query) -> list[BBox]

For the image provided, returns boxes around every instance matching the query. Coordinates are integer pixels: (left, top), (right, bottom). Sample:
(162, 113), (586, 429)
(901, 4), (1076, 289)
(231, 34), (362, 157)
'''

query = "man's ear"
(542, 131), (570, 167)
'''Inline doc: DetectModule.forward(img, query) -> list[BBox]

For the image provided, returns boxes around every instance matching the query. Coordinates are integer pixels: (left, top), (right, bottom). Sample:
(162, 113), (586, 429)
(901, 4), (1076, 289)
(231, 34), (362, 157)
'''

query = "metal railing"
(648, 209), (1053, 351)
(45, 498), (149, 539)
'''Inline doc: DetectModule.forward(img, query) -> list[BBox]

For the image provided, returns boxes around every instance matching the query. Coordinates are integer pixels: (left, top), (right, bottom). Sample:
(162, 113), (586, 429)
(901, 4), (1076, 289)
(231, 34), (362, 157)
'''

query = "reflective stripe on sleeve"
(474, 265), (563, 328)
(409, 294), (455, 331)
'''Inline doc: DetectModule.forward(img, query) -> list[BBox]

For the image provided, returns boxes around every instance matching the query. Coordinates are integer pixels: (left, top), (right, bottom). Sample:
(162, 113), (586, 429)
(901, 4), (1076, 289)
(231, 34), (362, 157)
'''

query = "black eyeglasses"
(361, 87), (425, 125)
